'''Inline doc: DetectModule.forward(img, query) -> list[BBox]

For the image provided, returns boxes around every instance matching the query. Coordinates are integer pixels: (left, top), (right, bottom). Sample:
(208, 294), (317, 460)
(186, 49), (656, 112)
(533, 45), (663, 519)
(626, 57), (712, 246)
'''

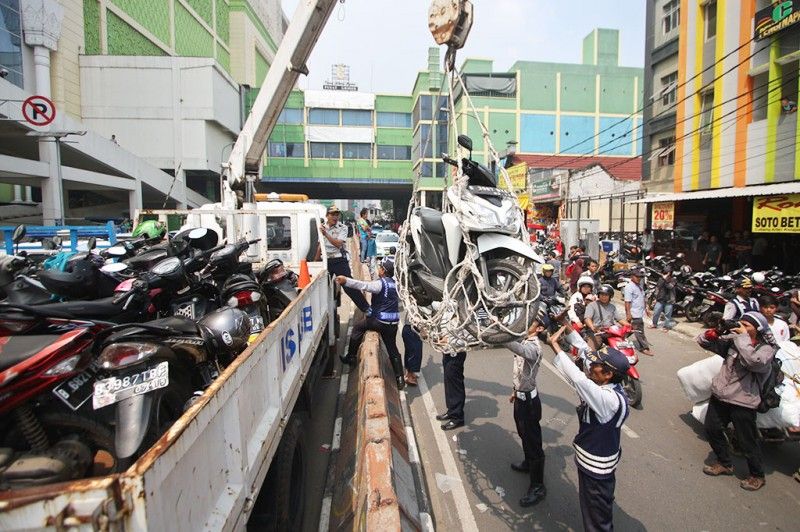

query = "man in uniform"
(722, 278), (759, 321)
(337, 258), (405, 389)
(505, 315), (548, 507)
(321, 205), (369, 313)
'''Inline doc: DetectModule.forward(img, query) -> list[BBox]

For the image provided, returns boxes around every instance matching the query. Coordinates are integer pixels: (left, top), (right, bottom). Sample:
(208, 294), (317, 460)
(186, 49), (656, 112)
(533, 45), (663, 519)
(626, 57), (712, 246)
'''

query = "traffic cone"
(298, 259), (311, 289)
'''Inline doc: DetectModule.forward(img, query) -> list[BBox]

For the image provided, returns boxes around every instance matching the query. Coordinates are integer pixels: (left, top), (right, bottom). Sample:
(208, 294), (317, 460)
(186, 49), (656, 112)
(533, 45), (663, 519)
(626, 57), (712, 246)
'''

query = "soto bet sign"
(752, 194), (800, 233)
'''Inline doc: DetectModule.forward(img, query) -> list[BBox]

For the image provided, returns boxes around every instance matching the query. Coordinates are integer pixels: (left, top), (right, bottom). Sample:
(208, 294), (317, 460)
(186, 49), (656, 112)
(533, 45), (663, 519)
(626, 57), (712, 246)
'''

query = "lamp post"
(26, 130), (87, 226)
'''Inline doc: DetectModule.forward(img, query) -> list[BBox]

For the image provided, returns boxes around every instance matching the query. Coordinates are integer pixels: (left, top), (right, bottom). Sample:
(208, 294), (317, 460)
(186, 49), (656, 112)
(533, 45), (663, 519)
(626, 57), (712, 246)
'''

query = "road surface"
(405, 326), (800, 531)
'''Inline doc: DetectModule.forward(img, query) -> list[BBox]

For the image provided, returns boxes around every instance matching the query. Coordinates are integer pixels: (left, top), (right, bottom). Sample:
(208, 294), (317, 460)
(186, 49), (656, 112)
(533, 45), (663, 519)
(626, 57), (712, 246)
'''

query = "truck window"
(267, 216), (292, 250)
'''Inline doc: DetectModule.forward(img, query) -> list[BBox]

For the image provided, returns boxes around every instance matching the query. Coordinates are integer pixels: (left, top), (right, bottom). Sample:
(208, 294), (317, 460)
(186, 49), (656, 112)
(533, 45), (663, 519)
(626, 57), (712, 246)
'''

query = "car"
(375, 231), (399, 257)
(371, 224), (384, 234)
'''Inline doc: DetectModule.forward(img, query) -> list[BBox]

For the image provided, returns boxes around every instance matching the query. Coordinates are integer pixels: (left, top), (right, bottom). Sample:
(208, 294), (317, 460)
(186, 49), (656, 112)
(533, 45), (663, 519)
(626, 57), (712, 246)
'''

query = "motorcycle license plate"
(52, 363), (99, 411)
(92, 361), (169, 410)
(615, 341), (634, 349)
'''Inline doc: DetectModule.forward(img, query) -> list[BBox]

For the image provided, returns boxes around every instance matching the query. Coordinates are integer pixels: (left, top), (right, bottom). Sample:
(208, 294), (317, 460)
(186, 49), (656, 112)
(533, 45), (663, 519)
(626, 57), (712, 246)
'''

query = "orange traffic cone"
(298, 259), (311, 289)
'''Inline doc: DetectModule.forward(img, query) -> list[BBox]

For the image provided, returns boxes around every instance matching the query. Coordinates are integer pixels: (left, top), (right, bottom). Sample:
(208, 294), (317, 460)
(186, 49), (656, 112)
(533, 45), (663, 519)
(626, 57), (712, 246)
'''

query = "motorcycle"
(91, 307), (252, 467)
(403, 134), (543, 344)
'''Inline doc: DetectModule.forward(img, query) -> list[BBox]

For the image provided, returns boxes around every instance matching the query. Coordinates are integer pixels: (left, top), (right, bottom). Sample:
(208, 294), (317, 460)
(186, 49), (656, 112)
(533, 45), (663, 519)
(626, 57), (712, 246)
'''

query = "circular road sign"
(22, 95), (56, 127)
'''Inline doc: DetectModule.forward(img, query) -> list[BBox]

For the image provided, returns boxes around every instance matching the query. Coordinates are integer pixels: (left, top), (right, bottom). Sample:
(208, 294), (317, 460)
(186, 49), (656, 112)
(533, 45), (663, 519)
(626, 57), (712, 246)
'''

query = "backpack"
(756, 356), (784, 414)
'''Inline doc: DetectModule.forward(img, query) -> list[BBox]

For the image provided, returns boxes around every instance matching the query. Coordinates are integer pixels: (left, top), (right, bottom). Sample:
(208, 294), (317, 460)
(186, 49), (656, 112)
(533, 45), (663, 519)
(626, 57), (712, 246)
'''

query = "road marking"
(331, 417), (342, 451)
(417, 372), (479, 532)
(406, 426), (420, 464)
(420, 512), (435, 532)
(318, 496), (332, 532)
(541, 358), (640, 439)
(338, 371), (349, 395)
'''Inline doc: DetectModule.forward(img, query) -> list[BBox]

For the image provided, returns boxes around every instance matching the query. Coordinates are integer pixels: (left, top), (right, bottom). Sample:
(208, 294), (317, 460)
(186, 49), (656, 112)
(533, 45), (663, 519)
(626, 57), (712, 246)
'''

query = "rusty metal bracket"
(91, 490), (133, 532)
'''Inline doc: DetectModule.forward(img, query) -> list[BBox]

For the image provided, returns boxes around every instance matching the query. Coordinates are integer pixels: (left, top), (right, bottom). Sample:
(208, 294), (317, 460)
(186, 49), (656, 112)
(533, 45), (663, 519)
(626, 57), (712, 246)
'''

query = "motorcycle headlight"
(462, 201), (499, 227)
(98, 342), (160, 370)
(502, 207), (522, 233)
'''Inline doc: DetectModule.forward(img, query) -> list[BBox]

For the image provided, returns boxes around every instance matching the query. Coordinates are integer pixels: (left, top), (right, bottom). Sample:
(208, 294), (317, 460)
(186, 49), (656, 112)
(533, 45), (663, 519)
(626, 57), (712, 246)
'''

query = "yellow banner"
(752, 194), (800, 233)
(651, 201), (675, 230)
(502, 163), (528, 192)
(518, 193), (529, 210)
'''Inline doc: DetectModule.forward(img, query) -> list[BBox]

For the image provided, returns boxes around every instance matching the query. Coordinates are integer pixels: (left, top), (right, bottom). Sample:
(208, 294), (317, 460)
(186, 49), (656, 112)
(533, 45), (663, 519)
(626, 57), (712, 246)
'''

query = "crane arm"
(223, 0), (340, 202)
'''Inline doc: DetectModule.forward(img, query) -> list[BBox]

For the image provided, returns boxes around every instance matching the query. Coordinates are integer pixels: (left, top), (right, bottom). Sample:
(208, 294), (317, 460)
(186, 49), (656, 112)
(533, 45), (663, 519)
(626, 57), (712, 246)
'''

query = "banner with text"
(501, 163), (528, 193)
(752, 194), (800, 233)
(651, 201), (675, 230)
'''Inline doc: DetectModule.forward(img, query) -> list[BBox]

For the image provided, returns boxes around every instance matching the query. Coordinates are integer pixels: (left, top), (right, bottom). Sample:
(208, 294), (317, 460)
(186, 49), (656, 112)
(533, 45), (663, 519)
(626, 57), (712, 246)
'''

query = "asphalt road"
(406, 325), (800, 531)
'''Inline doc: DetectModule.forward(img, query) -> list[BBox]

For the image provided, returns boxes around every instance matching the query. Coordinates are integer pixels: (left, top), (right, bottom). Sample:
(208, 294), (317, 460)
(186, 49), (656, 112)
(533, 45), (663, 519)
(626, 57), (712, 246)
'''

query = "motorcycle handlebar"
(441, 153), (459, 167)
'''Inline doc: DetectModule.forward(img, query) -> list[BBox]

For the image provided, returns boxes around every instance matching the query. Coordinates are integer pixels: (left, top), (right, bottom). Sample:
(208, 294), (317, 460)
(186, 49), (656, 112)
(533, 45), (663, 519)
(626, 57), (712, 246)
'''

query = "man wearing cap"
(722, 278), (760, 321)
(624, 268), (653, 356)
(549, 324), (630, 531)
(336, 258), (405, 389)
(696, 311), (777, 491)
(505, 315), (548, 508)
(322, 205), (369, 313)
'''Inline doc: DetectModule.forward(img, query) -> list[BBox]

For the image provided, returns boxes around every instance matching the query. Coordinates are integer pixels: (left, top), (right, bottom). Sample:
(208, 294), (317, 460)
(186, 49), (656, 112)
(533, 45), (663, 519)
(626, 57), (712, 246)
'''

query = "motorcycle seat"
(417, 207), (445, 235)
(124, 249), (169, 271)
(33, 297), (126, 319)
(0, 334), (61, 372)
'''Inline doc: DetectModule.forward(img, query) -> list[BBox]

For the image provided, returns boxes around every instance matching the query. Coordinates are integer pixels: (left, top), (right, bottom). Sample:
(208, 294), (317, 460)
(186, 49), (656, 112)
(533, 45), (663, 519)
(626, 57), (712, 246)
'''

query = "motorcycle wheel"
(459, 258), (539, 345)
(3, 411), (120, 477)
(621, 376), (642, 408)
(646, 292), (656, 312)
(685, 303), (702, 322)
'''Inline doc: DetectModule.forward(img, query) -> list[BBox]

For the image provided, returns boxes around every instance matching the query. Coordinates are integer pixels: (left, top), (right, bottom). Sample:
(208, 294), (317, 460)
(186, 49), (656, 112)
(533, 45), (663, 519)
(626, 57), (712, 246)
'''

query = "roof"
(629, 181), (800, 203)
(512, 155), (642, 181)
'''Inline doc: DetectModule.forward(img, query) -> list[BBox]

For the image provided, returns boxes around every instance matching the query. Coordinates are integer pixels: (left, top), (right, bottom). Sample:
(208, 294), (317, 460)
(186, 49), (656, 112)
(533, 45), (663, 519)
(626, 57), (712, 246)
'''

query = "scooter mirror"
(101, 262), (128, 273)
(107, 245), (127, 257)
(53, 235), (62, 246)
(12, 225), (26, 244)
(188, 228), (208, 240)
(457, 134), (473, 153)
(87, 237), (97, 250)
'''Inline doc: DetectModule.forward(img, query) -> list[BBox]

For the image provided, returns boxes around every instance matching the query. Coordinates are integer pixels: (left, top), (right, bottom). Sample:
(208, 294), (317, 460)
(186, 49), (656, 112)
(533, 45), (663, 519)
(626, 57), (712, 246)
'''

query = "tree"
(380, 199), (393, 218)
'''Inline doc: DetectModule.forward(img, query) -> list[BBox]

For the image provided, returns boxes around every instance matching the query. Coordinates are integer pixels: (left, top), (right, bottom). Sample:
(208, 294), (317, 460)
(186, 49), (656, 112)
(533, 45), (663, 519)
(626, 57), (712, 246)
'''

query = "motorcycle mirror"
(457, 134), (473, 153)
(101, 262), (128, 273)
(107, 245), (127, 257)
(41, 238), (56, 250)
(188, 228), (208, 240)
(12, 224), (26, 244)
(53, 235), (62, 246)
(87, 237), (97, 251)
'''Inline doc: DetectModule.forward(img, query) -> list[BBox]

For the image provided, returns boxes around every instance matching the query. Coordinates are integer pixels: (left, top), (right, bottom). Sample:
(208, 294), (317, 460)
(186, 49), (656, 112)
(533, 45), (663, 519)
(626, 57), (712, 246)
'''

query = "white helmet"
(578, 276), (595, 289)
(752, 271), (766, 284)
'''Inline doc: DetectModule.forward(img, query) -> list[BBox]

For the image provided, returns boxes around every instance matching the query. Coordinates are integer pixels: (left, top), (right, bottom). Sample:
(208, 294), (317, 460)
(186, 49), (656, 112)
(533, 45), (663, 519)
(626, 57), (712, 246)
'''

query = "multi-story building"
(260, 88), (414, 220)
(410, 29), (644, 226)
(0, 0), (285, 224)
(638, 1), (800, 272)
(642, 0), (681, 192)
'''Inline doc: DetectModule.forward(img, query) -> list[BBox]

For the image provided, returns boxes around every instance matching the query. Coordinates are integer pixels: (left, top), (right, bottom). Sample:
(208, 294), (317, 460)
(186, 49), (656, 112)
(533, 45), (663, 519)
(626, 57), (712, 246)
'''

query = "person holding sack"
(696, 311), (778, 491)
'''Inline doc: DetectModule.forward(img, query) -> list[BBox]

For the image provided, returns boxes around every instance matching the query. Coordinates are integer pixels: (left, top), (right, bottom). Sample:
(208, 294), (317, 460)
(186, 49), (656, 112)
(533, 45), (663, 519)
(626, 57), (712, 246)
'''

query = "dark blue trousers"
(327, 257), (369, 312)
(578, 470), (616, 532)
(402, 324), (423, 373)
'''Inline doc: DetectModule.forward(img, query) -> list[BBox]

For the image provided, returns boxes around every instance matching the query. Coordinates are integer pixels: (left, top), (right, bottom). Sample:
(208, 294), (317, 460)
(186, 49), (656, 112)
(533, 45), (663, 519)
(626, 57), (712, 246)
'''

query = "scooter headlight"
(502, 207), (523, 233)
(462, 201), (500, 227)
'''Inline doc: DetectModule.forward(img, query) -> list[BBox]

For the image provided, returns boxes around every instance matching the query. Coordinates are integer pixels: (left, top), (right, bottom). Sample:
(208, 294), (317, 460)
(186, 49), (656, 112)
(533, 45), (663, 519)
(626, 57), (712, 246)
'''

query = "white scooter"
(401, 135), (543, 345)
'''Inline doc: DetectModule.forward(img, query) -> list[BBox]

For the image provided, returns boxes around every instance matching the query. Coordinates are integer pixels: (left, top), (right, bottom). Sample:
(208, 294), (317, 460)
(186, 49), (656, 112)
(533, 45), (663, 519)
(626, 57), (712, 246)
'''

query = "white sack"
(677, 356), (723, 403)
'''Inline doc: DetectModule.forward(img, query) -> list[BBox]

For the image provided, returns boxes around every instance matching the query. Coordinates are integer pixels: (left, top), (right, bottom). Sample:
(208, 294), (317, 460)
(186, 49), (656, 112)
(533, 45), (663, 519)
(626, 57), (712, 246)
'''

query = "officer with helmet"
(723, 278), (760, 321)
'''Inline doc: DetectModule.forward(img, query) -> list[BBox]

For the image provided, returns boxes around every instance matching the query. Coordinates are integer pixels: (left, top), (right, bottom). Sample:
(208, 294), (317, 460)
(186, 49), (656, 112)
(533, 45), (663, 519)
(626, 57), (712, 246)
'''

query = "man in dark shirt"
(539, 264), (564, 298)
(703, 235), (723, 270)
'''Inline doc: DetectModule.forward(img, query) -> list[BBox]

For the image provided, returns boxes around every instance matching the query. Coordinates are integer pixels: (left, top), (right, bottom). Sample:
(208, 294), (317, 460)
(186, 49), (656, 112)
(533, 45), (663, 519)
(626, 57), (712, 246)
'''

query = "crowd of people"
(319, 207), (797, 528)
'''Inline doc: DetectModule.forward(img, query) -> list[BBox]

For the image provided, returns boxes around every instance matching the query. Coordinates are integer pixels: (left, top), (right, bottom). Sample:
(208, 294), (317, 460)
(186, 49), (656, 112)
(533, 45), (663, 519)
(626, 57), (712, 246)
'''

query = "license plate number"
(92, 361), (169, 410)
(52, 363), (99, 411)
(616, 341), (634, 349)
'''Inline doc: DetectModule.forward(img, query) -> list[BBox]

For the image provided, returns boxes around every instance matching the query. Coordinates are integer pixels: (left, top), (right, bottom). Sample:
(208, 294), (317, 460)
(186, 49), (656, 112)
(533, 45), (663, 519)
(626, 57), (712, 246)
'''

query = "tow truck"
(0, 0), (475, 529)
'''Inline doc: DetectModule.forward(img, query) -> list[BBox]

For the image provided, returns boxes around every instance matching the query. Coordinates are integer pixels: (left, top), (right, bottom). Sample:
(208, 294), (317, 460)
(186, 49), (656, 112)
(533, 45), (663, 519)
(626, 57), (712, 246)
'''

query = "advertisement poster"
(752, 194), (800, 233)
(651, 201), (675, 230)
(501, 163), (528, 193)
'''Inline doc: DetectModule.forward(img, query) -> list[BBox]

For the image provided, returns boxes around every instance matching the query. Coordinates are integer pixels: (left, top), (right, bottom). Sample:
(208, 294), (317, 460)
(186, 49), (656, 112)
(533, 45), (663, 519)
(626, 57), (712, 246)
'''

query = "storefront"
(633, 183), (800, 272)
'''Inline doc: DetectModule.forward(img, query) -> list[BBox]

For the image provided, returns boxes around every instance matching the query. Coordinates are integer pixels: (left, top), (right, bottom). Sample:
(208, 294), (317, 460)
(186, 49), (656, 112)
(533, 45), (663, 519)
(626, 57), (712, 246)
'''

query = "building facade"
(261, 88), (414, 219)
(0, 0), (285, 224)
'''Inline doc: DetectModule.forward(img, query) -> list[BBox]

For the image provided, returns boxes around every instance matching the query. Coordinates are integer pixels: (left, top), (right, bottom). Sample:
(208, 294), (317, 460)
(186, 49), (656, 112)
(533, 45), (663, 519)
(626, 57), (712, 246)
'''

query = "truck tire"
(248, 414), (306, 531)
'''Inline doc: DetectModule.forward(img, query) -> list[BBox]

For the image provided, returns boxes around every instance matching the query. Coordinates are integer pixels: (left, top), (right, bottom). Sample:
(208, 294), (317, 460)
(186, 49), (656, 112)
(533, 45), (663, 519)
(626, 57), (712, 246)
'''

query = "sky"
(280, 0), (646, 94)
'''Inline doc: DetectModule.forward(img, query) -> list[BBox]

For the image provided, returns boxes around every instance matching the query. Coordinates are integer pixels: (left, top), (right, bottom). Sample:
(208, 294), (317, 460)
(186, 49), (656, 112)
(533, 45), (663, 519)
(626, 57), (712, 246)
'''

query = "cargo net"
(395, 66), (540, 353)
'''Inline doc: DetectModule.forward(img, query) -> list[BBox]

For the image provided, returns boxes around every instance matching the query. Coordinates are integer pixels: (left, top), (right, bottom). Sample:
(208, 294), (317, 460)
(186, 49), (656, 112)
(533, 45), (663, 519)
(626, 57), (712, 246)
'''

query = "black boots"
(390, 356), (405, 390)
(510, 460), (529, 473)
(519, 459), (546, 508)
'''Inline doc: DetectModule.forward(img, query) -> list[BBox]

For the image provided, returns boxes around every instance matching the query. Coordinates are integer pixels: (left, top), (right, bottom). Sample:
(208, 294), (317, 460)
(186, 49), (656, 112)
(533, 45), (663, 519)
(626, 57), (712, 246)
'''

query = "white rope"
(396, 54), (540, 353)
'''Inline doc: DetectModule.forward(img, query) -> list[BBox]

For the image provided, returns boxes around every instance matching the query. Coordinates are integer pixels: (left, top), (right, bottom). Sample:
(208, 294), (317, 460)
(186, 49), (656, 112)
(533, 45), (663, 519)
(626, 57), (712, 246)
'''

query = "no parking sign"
(22, 95), (56, 126)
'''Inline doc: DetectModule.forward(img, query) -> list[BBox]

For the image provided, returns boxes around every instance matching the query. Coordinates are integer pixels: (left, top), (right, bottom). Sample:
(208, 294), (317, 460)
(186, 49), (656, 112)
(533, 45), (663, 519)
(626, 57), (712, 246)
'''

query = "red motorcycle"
(569, 322), (642, 407)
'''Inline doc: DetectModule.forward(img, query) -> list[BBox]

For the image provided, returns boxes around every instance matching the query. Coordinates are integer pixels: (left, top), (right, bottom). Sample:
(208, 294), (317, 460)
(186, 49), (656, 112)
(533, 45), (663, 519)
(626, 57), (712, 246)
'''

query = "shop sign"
(755, 1), (800, 41)
(501, 163), (528, 193)
(651, 201), (675, 230)
(752, 194), (800, 233)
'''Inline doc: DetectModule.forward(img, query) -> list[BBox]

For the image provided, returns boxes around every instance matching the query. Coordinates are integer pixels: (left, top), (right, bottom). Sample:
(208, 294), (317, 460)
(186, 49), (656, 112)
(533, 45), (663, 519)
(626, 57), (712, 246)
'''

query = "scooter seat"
(0, 334), (60, 372)
(417, 207), (445, 235)
(33, 297), (126, 319)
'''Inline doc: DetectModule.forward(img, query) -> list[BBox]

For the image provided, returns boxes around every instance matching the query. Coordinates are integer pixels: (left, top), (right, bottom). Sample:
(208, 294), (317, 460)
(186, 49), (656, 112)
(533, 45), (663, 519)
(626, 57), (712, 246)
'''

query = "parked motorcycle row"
(0, 224), (299, 489)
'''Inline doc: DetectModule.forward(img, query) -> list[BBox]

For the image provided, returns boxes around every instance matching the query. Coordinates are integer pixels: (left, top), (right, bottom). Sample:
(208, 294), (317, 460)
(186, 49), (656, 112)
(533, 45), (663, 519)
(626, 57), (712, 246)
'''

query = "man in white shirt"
(759, 294), (790, 343)
(624, 269), (652, 356)
(722, 278), (759, 321)
(321, 205), (369, 313)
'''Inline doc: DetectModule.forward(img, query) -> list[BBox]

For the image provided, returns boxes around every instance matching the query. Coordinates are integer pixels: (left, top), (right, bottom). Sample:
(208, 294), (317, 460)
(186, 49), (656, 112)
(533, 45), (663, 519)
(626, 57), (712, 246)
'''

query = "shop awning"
(629, 182), (800, 204)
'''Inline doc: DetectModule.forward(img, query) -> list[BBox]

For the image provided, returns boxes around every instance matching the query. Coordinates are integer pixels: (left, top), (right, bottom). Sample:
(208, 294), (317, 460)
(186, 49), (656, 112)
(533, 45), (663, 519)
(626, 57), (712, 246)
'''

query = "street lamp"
(26, 130), (87, 226)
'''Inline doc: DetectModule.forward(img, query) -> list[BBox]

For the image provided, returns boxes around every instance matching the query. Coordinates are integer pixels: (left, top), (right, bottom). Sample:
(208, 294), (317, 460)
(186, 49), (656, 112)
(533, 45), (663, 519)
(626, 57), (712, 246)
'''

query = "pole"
(54, 136), (64, 226)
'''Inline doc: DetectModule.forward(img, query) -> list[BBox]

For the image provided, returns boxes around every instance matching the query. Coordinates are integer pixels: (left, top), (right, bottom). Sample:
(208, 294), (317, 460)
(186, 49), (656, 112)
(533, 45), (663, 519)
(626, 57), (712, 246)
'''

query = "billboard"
(651, 201), (675, 230)
(752, 194), (800, 233)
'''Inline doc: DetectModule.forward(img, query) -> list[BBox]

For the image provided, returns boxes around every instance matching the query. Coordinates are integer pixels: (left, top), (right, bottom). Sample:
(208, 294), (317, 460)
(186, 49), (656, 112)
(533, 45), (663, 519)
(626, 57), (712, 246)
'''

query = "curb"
(399, 388), (435, 531)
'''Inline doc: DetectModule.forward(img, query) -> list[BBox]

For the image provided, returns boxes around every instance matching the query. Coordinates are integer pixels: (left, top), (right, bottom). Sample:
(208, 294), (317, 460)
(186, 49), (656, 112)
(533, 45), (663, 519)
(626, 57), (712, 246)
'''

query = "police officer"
(550, 324), (630, 532)
(321, 205), (369, 313)
(722, 278), (760, 321)
(505, 314), (548, 508)
(435, 350), (468, 430)
(337, 258), (405, 389)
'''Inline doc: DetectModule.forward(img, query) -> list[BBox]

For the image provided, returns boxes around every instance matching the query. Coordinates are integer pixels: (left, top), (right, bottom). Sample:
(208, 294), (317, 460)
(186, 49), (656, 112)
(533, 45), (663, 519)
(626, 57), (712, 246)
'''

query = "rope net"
(395, 58), (541, 353)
